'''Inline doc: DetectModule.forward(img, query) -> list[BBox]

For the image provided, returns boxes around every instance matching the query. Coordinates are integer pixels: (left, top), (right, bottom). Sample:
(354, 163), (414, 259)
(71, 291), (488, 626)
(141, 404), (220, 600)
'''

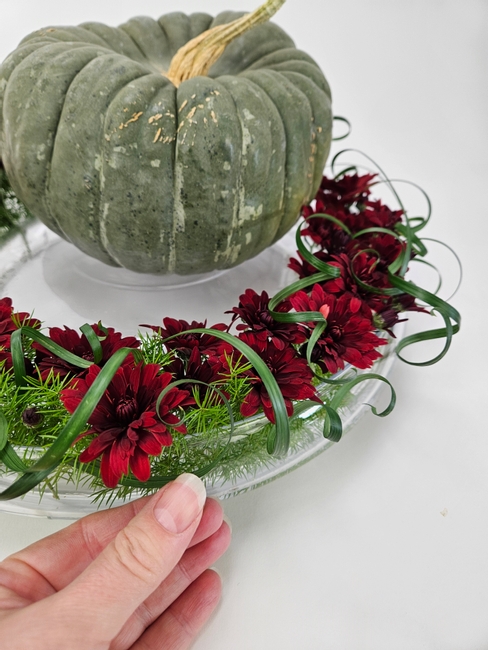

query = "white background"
(0, 1), (487, 648)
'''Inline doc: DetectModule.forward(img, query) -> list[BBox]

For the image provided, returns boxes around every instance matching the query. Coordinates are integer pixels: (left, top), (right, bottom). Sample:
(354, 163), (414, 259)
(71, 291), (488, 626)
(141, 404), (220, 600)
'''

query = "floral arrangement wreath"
(0, 132), (461, 504)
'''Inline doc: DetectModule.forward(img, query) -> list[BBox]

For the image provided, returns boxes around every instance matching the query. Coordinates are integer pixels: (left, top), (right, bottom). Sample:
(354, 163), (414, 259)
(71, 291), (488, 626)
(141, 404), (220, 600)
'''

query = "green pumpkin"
(0, 10), (332, 274)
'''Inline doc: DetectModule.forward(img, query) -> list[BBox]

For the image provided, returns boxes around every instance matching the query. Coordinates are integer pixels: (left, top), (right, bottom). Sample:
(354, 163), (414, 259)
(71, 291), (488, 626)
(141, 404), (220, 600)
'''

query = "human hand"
(0, 474), (231, 649)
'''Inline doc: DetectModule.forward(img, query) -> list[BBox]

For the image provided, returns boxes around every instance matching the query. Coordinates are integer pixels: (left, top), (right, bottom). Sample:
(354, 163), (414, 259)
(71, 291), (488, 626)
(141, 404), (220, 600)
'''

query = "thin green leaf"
(20, 326), (93, 369)
(314, 371), (357, 385)
(0, 442), (29, 472)
(9, 329), (27, 387)
(0, 410), (7, 451)
(389, 274), (461, 366)
(330, 148), (414, 276)
(374, 178), (432, 233)
(174, 329), (290, 458)
(420, 237), (463, 302)
(333, 165), (358, 180)
(295, 219), (344, 275)
(330, 373), (396, 417)
(331, 149), (406, 213)
(332, 116), (352, 141)
(409, 258), (443, 296)
(352, 226), (400, 240)
(348, 250), (402, 297)
(323, 405), (343, 442)
(269, 272), (335, 310)
(395, 224), (429, 257)
(306, 321), (326, 365)
(268, 272), (338, 325)
(80, 324), (103, 364)
(0, 467), (52, 501)
(301, 213), (352, 238)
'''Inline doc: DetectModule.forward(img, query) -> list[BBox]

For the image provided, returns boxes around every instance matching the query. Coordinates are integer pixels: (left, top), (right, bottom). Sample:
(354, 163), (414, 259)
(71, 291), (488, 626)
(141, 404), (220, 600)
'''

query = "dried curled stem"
(167, 0), (286, 87)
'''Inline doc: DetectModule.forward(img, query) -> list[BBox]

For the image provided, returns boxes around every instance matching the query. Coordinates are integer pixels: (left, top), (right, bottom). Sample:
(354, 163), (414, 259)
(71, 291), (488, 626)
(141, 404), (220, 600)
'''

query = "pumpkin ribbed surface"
(0, 11), (332, 274)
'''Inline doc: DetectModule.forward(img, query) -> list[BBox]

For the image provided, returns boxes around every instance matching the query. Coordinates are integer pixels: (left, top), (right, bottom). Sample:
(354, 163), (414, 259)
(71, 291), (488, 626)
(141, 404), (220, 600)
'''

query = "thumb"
(53, 473), (207, 646)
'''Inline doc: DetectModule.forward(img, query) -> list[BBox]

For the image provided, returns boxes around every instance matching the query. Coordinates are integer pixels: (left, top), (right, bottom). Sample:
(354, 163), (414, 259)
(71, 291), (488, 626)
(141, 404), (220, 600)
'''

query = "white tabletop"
(1, 1), (487, 648)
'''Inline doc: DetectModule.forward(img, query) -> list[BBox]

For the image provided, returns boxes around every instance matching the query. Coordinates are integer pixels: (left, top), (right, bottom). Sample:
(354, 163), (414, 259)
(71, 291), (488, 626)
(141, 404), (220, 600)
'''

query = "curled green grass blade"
(268, 272), (336, 324)
(332, 116), (352, 141)
(374, 178), (432, 233)
(0, 443), (29, 473)
(330, 148), (414, 276)
(10, 329), (27, 387)
(395, 224), (428, 257)
(0, 410), (7, 451)
(389, 274), (461, 366)
(420, 237), (463, 302)
(179, 329), (290, 457)
(348, 250), (403, 297)
(320, 373), (396, 444)
(0, 411), (27, 474)
(23, 326), (94, 368)
(306, 321), (326, 365)
(323, 405), (343, 442)
(12, 326), (93, 382)
(299, 213), (352, 242)
(330, 373), (396, 417)
(331, 149), (406, 213)
(295, 217), (346, 275)
(0, 467), (53, 501)
(410, 258), (443, 296)
(80, 324), (103, 364)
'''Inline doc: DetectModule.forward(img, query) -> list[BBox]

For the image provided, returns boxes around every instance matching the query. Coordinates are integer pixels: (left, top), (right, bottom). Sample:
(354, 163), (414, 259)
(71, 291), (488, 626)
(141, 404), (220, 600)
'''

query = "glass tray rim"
(0, 221), (402, 519)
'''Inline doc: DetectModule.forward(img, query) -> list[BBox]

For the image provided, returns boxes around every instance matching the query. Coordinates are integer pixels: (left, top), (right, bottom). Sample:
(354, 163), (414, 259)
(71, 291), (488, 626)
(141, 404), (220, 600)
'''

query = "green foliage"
(139, 331), (175, 367)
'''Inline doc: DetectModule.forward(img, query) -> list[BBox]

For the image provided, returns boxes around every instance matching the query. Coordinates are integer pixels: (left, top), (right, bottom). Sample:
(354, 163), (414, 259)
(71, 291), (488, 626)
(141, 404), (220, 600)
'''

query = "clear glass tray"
(0, 222), (401, 518)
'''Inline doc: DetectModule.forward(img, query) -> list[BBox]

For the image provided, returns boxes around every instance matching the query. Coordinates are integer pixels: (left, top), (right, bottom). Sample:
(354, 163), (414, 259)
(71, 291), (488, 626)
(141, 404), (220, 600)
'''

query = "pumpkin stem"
(167, 0), (287, 87)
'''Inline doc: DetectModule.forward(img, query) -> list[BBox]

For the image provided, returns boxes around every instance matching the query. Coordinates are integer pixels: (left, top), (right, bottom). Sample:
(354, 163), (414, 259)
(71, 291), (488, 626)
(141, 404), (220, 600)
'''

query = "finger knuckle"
(112, 525), (159, 586)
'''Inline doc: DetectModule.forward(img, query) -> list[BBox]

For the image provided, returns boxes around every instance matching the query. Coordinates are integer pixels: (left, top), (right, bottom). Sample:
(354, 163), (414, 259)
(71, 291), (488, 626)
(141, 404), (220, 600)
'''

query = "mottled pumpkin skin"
(0, 12), (332, 274)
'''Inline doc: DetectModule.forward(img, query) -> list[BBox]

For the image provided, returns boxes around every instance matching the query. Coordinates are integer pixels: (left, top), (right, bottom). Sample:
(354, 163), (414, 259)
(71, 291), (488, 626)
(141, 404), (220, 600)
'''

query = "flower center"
(330, 325), (343, 341)
(116, 397), (138, 423)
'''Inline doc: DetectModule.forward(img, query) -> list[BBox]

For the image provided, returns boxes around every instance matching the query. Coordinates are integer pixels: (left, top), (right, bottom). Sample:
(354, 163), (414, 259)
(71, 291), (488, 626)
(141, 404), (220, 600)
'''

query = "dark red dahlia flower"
(227, 289), (306, 351)
(61, 363), (193, 488)
(319, 173), (377, 208)
(349, 232), (404, 269)
(0, 297), (40, 370)
(142, 318), (231, 359)
(0, 348), (12, 370)
(288, 250), (335, 279)
(167, 347), (227, 402)
(323, 252), (391, 312)
(301, 205), (352, 252)
(0, 297), (40, 347)
(35, 324), (139, 380)
(238, 336), (320, 423)
(351, 199), (403, 233)
(290, 285), (387, 374)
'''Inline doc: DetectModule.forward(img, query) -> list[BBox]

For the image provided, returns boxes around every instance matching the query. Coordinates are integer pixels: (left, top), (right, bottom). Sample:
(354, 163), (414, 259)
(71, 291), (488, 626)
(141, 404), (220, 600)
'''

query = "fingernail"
(154, 474), (206, 534)
(209, 566), (223, 581)
(223, 515), (233, 535)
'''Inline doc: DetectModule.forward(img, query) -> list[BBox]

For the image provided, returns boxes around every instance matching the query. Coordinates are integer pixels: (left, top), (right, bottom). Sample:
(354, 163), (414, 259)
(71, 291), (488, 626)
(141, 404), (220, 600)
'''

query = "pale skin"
(0, 474), (231, 649)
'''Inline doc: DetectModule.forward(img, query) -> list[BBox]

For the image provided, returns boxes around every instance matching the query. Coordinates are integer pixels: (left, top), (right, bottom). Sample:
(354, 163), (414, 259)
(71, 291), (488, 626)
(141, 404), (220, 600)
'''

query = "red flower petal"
(129, 448), (151, 482)
(100, 450), (121, 488)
